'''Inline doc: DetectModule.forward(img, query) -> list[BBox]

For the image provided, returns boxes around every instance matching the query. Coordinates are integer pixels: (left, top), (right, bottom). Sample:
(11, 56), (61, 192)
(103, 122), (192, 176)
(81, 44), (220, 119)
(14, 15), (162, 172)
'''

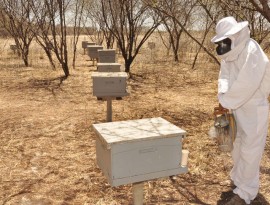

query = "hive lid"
(97, 63), (121, 66)
(92, 117), (186, 149)
(98, 49), (116, 52)
(91, 72), (128, 78)
(87, 45), (103, 47)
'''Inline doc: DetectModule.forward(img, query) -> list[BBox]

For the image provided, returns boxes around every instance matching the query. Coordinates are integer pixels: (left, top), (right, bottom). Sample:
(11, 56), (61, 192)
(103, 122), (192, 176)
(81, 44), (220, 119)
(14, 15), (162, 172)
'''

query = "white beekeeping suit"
(211, 16), (270, 205)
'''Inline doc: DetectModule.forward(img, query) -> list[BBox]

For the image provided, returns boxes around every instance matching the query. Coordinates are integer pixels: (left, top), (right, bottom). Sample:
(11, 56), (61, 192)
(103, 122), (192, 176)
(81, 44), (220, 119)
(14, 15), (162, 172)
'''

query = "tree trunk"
(44, 49), (56, 69)
(22, 56), (29, 67)
(62, 62), (69, 78)
(173, 51), (179, 62)
(125, 60), (132, 73)
(22, 48), (29, 67)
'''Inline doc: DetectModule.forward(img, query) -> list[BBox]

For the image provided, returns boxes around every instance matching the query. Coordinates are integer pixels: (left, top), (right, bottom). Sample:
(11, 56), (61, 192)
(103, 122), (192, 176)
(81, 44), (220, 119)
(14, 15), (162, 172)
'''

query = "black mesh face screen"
(215, 38), (232, 55)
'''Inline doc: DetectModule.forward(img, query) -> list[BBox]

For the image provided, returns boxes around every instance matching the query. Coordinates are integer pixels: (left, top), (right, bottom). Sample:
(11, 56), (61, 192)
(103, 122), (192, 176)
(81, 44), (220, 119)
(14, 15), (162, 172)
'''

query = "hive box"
(97, 63), (121, 72)
(87, 45), (103, 59)
(91, 72), (128, 97)
(10, 44), (17, 50)
(86, 42), (95, 46)
(82, 41), (88, 49)
(98, 49), (116, 63)
(148, 42), (156, 50)
(82, 41), (95, 48)
(92, 117), (187, 187)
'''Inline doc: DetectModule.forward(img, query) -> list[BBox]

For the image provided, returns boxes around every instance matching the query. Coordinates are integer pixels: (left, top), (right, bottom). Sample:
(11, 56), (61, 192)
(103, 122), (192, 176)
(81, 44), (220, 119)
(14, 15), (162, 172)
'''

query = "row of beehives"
(86, 40), (189, 190)
(82, 40), (129, 98)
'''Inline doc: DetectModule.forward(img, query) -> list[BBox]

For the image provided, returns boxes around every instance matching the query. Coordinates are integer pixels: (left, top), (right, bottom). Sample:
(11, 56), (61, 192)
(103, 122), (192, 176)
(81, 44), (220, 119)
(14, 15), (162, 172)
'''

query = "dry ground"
(0, 39), (270, 205)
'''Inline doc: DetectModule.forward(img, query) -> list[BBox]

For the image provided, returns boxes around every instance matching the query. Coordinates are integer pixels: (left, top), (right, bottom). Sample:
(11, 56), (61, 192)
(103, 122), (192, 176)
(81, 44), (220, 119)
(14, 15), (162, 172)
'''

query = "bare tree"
(153, 0), (197, 62)
(147, 0), (220, 65)
(84, 0), (115, 48)
(29, 0), (55, 69)
(83, 0), (104, 46)
(195, 0), (224, 66)
(101, 0), (161, 73)
(249, 0), (270, 23)
(30, 0), (71, 79)
(216, 0), (270, 44)
(71, 0), (86, 68)
(0, 0), (35, 66)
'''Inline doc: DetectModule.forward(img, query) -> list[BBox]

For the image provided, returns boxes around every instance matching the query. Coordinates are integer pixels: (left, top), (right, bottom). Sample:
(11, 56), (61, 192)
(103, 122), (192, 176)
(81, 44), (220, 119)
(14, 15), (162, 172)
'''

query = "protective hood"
(211, 16), (248, 43)
(218, 27), (250, 61)
(218, 25), (270, 109)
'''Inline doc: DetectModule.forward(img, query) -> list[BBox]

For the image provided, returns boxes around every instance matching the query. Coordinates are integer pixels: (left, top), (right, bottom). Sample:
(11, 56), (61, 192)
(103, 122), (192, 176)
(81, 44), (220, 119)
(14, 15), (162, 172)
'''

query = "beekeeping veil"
(211, 17), (249, 56)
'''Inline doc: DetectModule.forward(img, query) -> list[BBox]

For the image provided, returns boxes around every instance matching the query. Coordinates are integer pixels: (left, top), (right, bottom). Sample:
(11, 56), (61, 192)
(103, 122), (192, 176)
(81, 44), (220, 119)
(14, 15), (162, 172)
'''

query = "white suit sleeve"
(218, 61), (229, 94)
(218, 52), (266, 109)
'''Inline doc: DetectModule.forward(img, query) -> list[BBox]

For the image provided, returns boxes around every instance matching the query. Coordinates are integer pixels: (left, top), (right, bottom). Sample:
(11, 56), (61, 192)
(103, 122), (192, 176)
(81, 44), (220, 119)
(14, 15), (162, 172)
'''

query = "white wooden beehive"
(98, 49), (116, 63)
(10, 44), (18, 51)
(148, 42), (156, 50)
(87, 45), (103, 59)
(82, 41), (89, 49)
(92, 117), (188, 187)
(91, 72), (128, 97)
(97, 63), (121, 72)
(86, 42), (95, 47)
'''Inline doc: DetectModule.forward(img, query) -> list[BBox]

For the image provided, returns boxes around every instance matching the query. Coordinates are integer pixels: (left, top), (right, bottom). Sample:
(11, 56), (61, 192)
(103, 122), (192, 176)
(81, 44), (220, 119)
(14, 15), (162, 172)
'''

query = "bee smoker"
(213, 104), (237, 152)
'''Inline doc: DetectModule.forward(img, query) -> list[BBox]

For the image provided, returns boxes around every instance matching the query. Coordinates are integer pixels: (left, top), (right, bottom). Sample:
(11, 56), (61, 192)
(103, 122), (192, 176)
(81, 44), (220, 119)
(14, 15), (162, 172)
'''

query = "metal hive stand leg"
(132, 182), (144, 205)
(107, 98), (112, 122)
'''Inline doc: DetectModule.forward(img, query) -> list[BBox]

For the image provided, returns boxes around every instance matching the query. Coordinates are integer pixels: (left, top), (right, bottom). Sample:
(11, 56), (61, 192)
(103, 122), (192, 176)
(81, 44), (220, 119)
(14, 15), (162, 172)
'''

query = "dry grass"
(0, 36), (270, 205)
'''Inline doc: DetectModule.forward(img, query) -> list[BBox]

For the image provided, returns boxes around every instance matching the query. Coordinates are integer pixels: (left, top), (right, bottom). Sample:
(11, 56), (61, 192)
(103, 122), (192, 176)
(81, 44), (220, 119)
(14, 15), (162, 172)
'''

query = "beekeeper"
(211, 16), (270, 205)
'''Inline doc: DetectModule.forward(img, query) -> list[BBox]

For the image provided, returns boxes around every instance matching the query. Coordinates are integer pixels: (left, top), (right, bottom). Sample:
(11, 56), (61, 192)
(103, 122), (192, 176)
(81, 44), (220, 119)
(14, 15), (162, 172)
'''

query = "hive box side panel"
(96, 137), (113, 185)
(97, 64), (121, 72)
(112, 136), (182, 178)
(98, 52), (116, 63)
(82, 41), (88, 48)
(87, 42), (96, 46)
(92, 77), (127, 96)
(109, 136), (186, 186)
(87, 47), (103, 58)
(112, 166), (188, 187)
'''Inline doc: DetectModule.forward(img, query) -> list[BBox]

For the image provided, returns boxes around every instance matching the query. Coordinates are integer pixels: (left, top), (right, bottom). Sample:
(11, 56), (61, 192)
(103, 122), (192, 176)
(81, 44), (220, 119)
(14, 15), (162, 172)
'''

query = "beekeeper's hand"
(219, 103), (229, 113)
(214, 103), (229, 115)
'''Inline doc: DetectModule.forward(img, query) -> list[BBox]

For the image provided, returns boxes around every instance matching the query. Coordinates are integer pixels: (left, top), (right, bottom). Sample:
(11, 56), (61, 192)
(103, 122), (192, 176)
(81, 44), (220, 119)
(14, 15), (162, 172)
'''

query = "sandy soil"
(0, 43), (270, 205)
